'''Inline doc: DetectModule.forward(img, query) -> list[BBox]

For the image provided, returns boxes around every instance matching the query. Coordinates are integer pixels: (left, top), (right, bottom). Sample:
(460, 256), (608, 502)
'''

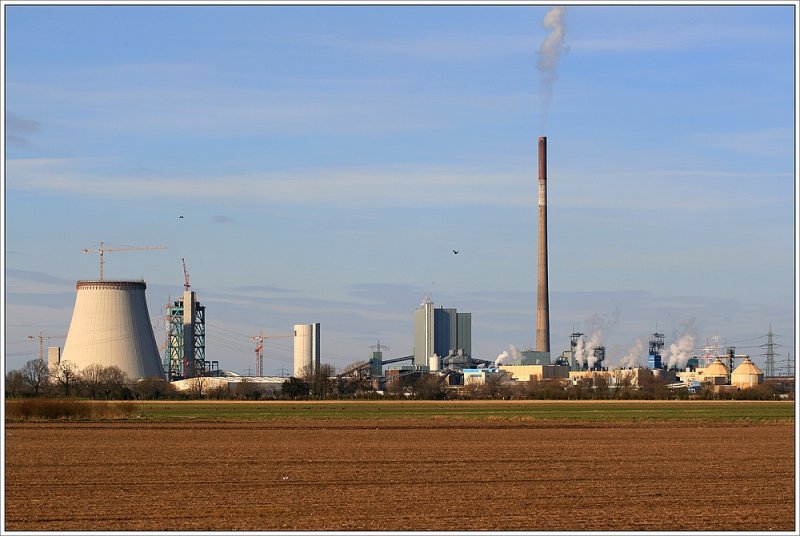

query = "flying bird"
(452, 250), (459, 254)
(178, 215), (184, 221)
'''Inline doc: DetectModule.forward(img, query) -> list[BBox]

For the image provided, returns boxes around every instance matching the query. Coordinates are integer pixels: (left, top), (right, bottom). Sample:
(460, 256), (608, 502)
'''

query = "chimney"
(536, 136), (550, 353)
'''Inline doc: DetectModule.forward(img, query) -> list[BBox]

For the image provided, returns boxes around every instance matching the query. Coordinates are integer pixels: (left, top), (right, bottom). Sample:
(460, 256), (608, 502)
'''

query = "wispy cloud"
(212, 215), (235, 224)
(5, 158), (533, 208)
(5, 113), (43, 149)
(689, 127), (794, 157)
(571, 21), (784, 53)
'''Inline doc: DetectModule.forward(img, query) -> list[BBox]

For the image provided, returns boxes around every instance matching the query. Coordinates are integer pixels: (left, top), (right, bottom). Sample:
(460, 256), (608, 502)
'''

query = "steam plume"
(574, 335), (586, 368)
(618, 338), (645, 369)
(665, 334), (695, 369)
(495, 344), (523, 366)
(664, 319), (697, 369)
(537, 7), (569, 121)
(585, 330), (603, 369)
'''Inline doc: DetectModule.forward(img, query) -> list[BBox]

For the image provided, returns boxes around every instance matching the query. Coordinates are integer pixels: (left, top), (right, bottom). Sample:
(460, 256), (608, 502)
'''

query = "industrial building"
(413, 298), (472, 367)
(170, 374), (285, 396)
(498, 364), (570, 382)
(60, 280), (165, 381)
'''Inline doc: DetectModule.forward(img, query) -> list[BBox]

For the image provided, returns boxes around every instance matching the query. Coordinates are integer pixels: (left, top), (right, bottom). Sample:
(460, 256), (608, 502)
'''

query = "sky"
(3, 2), (798, 376)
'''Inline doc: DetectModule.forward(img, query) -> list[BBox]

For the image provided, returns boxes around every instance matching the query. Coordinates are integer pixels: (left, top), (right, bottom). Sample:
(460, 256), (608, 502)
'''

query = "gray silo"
(60, 280), (165, 380)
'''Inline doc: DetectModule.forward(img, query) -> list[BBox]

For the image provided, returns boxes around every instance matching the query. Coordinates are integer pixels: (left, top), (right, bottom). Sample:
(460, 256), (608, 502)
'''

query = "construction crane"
(249, 331), (293, 377)
(27, 332), (66, 362)
(81, 241), (166, 280)
(182, 258), (190, 291)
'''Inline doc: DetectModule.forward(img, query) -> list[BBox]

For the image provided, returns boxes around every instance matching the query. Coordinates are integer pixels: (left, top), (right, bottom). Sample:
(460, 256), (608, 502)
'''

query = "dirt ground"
(4, 419), (795, 532)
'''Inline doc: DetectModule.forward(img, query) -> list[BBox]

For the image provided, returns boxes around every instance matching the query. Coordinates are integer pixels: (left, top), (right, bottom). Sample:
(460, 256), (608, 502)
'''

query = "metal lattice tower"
(164, 295), (206, 380)
(761, 325), (777, 377)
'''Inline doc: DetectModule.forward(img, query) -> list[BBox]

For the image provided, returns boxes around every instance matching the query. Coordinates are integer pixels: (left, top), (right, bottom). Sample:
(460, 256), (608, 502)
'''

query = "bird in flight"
(178, 215), (184, 221)
(452, 250), (459, 254)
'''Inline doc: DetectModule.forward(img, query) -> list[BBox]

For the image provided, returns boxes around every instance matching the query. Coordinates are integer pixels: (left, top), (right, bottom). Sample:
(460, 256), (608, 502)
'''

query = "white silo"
(60, 280), (165, 380)
(293, 323), (320, 377)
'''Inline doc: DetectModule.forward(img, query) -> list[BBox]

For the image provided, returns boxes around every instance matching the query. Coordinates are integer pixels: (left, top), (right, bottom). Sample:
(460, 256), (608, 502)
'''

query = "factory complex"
(39, 137), (783, 400)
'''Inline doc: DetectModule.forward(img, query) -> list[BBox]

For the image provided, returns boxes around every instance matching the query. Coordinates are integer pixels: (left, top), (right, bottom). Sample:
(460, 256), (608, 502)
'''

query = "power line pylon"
(760, 324), (781, 377)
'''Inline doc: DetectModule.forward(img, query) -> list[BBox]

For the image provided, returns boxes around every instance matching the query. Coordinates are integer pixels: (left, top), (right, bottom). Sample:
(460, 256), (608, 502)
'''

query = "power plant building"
(413, 299), (471, 367)
(60, 280), (164, 381)
(293, 323), (320, 377)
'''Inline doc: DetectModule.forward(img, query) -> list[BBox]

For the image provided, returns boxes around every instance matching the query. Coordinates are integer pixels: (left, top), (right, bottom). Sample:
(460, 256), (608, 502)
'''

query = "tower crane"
(81, 241), (166, 280)
(182, 258), (190, 291)
(249, 331), (293, 377)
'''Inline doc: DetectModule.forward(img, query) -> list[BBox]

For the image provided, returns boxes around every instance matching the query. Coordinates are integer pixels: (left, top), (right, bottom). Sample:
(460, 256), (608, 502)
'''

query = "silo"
(60, 280), (164, 380)
(731, 357), (764, 389)
(293, 323), (320, 377)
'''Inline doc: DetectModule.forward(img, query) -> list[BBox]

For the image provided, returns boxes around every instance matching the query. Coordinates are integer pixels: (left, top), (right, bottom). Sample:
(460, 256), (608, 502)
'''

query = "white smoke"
(419, 295), (433, 308)
(618, 338), (645, 369)
(665, 334), (695, 369)
(537, 7), (569, 119)
(574, 335), (586, 368)
(585, 330), (603, 369)
(495, 344), (523, 366)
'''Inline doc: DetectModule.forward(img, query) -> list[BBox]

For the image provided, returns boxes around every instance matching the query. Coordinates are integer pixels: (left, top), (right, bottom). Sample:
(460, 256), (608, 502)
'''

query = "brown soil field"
(4, 419), (795, 532)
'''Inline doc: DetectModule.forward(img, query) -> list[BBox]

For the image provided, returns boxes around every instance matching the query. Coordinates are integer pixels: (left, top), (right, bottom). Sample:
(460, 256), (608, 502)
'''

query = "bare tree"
(20, 359), (49, 397)
(414, 374), (447, 400)
(131, 376), (177, 400)
(53, 361), (80, 397)
(101, 366), (129, 399)
(339, 361), (371, 397)
(81, 363), (106, 399)
(5, 370), (28, 398)
(592, 373), (609, 399)
(187, 376), (209, 399)
(301, 364), (336, 400)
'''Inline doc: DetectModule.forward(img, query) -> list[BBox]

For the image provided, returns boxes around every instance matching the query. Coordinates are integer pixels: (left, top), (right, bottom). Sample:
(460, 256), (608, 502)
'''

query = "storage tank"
(429, 354), (440, 372)
(731, 356), (764, 389)
(703, 358), (729, 386)
(60, 280), (164, 380)
(293, 323), (320, 377)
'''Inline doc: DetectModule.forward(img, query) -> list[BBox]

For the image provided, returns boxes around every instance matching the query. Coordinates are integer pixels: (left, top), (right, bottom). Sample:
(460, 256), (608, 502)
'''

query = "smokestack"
(536, 136), (550, 353)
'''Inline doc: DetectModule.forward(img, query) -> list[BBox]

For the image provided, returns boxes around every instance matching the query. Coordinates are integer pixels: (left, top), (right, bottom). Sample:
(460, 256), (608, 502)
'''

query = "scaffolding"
(164, 295), (207, 380)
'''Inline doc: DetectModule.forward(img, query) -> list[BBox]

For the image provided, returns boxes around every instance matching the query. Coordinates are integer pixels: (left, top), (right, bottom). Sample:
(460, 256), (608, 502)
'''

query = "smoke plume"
(618, 338), (645, 369)
(495, 344), (523, 366)
(537, 7), (569, 121)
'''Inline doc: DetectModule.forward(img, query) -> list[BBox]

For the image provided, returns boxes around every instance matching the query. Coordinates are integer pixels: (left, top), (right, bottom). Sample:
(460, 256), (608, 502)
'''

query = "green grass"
(130, 400), (795, 423)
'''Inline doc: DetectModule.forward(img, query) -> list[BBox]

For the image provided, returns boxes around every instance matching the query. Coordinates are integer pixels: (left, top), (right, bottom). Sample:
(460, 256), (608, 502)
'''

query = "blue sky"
(3, 3), (797, 375)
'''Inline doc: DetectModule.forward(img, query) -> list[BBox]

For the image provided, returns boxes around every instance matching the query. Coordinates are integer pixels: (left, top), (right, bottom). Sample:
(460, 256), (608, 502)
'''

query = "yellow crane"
(81, 241), (167, 280)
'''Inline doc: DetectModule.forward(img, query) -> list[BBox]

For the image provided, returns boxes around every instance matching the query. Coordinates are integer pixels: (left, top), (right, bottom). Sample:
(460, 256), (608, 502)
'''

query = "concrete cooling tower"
(60, 280), (165, 380)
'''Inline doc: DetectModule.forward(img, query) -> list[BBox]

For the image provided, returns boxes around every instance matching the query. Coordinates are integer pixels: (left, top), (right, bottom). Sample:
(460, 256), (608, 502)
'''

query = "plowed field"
(4, 405), (795, 531)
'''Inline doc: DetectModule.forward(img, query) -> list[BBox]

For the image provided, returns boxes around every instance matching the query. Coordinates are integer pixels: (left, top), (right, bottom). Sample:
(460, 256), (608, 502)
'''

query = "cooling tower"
(60, 280), (165, 380)
(536, 136), (551, 353)
(293, 323), (320, 377)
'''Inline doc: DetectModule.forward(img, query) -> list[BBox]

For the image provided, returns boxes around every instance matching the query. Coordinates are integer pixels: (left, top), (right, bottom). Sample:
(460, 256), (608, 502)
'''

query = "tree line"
(5, 358), (785, 401)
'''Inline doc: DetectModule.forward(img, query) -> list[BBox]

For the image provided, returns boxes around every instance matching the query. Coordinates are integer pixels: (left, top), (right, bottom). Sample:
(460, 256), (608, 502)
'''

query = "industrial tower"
(536, 136), (551, 355)
(647, 332), (665, 370)
(164, 259), (208, 380)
